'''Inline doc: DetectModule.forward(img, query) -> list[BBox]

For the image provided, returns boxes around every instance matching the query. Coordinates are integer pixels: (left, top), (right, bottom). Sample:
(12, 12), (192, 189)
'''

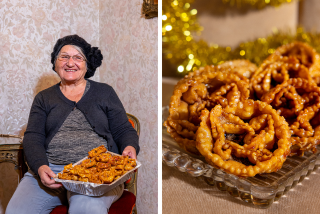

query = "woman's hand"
(38, 165), (63, 189)
(122, 146), (137, 159)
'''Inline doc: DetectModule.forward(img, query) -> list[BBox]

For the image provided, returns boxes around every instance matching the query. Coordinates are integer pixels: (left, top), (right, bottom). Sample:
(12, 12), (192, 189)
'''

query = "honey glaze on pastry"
(196, 101), (291, 177)
(165, 42), (320, 177)
(57, 145), (136, 184)
(164, 61), (252, 155)
(261, 78), (320, 156)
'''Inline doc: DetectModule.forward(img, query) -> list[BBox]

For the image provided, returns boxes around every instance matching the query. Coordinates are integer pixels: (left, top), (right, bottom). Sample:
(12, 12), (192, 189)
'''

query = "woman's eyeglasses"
(57, 55), (86, 62)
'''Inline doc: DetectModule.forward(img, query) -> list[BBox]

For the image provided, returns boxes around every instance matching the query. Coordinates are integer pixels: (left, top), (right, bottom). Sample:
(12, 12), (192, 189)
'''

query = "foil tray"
(54, 151), (141, 196)
(162, 106), (320, 209)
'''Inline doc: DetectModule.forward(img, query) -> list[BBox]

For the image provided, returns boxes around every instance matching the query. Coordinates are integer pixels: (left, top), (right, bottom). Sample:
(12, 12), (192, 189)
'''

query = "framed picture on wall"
(143, 0), (158, 19)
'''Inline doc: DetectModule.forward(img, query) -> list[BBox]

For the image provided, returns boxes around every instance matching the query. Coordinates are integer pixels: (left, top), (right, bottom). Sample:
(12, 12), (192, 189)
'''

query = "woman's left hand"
(122, 146), (137, 159)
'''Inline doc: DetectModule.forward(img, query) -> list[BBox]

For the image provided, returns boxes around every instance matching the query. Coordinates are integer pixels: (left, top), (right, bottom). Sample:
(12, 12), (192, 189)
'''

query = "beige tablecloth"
(162, 78), (320, 214)
(163, 164), (320, 214)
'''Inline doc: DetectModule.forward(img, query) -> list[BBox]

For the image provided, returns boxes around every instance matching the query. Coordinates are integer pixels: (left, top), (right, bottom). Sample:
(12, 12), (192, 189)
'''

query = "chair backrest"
(125, 113), (140, 214)
(127, 113), (140, 136)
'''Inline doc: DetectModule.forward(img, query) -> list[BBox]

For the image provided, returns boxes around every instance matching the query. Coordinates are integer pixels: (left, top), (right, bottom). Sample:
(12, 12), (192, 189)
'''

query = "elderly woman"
(6, 35), (139, 214)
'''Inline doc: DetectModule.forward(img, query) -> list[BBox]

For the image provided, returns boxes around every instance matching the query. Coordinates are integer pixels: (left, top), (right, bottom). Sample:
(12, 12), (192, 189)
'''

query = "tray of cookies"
(54, 145), (141, 196)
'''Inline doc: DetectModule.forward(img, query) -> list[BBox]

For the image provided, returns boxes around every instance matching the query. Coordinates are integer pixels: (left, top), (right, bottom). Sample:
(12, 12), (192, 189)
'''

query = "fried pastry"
(164, 62), (251, 155)
(57, 145), (137, 184)
(97, 162), (111, 170)
(265, 41), (320, 87)
(99, 170), (115, 184)
(89, 174), (102, 184)
(261, 78), (320, 155)
(267, 41), (320, 75)
(95, 153), (112, 162)
(124, 157), (137, 171)
(81, 158), (96, 168)
(196, 101), (291, 177)
(88, 145), (107, 158)
(216, 59), (257, 79)
(109, 156), (124, 166)
(165, 41), (320, 177)
(62, 163), (73, 173)
(250, 56), (314, 99)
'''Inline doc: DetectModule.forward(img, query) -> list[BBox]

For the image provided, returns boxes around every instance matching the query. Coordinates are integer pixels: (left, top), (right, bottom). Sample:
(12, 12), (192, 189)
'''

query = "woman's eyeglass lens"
(58, 55), (85, 62)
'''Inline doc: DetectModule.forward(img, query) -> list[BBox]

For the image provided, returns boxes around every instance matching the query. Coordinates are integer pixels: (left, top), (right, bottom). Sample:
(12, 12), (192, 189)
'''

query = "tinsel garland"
(222, 0), (297, 9)
(162, 0), (320, 76)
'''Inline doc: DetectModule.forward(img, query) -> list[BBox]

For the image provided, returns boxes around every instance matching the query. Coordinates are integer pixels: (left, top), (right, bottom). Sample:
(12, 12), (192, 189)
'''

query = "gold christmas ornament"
(162, 0), (320, 77)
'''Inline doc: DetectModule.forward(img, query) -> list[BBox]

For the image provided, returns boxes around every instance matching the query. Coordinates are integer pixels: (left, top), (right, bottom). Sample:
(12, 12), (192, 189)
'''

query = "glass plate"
(162, 106), (320, 209)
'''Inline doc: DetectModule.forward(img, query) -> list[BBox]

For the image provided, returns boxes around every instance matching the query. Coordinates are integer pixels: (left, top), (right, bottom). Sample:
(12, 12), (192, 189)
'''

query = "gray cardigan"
(23, 79), (140, 175)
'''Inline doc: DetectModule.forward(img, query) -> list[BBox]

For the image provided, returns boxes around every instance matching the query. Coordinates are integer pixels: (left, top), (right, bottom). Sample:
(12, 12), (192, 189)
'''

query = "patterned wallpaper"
(99, 0), (158, 213)
(99, 0), (159, 214)
(0, 0), (158, 214)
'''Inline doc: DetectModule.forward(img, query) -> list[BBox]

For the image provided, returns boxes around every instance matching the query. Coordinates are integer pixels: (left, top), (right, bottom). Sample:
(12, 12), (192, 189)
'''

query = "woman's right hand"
(38, 165), (63, 189)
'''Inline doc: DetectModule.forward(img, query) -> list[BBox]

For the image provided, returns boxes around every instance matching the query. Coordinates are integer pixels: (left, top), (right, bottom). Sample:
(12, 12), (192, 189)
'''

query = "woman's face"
(55, 45), (87, 83)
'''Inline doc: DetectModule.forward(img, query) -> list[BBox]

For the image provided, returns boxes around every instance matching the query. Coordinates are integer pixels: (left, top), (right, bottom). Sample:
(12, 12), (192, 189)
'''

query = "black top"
(23, 79), (140, 175)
